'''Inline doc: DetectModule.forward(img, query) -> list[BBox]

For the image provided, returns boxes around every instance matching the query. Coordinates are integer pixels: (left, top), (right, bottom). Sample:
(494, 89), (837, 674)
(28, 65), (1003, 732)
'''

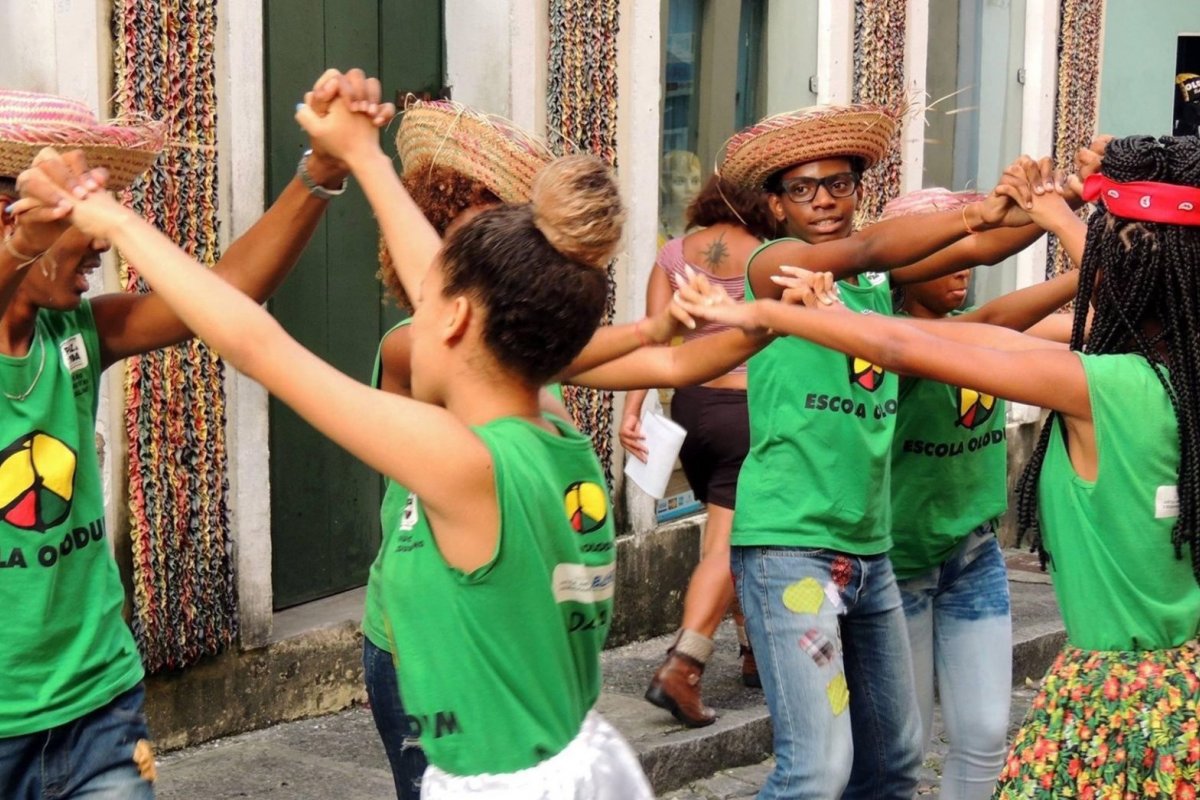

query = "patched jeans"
(732, 546), (922, 800)
(364, 638), (427, 800)
(898, 525), (1011, 800)
(0, 683), (155, 800)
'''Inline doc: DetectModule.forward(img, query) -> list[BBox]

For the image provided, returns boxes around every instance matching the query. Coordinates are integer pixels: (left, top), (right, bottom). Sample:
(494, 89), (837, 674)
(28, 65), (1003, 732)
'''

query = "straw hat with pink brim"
(719, 104), (901, 191)
(395, 99), (554, 204)
(879, 187), (987, 221)
(0, 90), (165, 191)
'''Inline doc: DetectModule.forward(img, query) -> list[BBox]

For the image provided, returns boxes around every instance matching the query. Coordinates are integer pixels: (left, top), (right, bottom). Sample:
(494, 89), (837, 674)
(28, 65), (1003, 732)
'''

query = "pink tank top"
(654, 237), (748, 375)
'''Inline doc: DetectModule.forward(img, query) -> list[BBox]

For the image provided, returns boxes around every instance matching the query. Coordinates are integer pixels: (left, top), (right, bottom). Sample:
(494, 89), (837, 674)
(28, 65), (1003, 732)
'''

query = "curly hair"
(1016, 135), (1200, 585)
(685, 175), (777, 240)
(376, 166), (502, 310)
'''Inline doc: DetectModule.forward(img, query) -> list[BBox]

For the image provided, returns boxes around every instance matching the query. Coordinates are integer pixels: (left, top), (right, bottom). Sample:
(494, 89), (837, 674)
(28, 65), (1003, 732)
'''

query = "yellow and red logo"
(564, 481), (607, 534)
(957, 387), (996, 430)
(0, 432), (77, 532)
(848, 356), (886, 392)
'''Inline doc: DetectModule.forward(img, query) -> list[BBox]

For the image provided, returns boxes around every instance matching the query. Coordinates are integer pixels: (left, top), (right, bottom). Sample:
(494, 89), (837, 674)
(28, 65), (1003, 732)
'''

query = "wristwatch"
(297, 149), (349, 200)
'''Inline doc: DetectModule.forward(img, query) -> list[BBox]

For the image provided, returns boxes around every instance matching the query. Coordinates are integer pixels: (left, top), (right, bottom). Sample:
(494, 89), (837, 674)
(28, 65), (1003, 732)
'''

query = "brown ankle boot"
(740, 644), (762, 688)
(645, 652), (717, 727)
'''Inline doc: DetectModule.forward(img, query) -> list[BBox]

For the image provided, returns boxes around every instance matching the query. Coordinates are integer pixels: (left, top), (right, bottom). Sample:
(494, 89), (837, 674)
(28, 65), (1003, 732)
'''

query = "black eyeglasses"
(779, 172), (861, 204)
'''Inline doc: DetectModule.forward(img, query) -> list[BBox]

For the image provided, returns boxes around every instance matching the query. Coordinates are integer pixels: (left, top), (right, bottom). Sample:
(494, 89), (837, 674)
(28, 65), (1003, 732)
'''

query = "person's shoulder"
(37, 300), (97, 336)
(655, 235), (685, 268)
(747, 236), (804, 268)
(757, 236), (806, 253)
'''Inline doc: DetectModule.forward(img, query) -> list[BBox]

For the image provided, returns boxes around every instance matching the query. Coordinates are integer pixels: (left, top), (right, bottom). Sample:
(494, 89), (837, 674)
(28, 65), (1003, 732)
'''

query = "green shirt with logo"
(379, 414), (614, 775)
(1041, 353), (1200, 651)
(734, 239), (897, 553)
(889, 310), (1008, 579)
(363, 320), (412, 651)
(0, 303), (144, 736)
(362, 319), (569, 653)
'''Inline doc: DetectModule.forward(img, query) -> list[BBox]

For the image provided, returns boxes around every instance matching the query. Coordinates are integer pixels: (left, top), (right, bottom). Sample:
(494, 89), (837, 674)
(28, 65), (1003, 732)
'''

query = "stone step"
(154, 552), (1064, 798)
(604, 551), (1065, 795)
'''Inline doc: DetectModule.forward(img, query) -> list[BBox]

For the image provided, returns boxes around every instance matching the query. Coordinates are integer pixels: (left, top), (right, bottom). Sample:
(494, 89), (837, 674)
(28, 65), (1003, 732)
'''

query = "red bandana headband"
(1082, 173), (1200, 226)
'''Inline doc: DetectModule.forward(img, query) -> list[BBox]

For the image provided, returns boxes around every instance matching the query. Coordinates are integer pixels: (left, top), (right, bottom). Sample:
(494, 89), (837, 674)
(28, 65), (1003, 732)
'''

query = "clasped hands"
(10, 68), (399, 241)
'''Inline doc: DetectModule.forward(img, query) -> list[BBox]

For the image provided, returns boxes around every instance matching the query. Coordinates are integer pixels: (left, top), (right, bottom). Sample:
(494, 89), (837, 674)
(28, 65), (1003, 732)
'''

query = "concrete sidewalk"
(155, 550), (1062, 799)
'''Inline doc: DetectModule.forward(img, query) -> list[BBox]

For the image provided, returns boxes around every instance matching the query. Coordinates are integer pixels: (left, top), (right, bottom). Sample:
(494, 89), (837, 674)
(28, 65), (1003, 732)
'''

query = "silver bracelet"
(297, 149), (348, 200)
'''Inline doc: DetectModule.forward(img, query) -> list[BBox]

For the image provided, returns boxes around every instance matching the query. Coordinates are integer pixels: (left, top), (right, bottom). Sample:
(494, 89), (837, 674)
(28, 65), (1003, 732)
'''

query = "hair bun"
(531, 155), (625, 269)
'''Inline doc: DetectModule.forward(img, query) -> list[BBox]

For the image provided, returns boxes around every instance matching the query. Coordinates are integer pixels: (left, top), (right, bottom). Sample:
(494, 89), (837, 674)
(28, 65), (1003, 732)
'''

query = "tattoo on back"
(702, 234), (729, 270)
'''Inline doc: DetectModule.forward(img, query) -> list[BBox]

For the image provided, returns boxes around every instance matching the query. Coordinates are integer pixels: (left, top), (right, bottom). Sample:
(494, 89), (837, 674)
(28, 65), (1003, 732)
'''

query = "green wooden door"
(264, 0), (444, 609)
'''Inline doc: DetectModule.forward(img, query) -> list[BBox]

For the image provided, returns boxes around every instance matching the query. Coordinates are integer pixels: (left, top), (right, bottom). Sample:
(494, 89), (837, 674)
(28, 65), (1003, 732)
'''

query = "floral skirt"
(994, 640), (1200, 799)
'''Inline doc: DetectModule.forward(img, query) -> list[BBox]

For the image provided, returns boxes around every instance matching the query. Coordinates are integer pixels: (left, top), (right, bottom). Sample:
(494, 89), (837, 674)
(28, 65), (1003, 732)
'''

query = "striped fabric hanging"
(112, 0), (237, 672)
(1048, 0), (1106, 277)
(853, 0), (908, 227)
(546, 0), (621, 485)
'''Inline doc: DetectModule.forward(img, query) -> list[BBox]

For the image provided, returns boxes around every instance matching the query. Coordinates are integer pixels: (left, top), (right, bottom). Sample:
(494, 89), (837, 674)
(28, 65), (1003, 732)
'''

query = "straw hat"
(879, 187), (986, 221)
(0, 90), (165, 190)
(719, 104), (900, 191)
(396, 99), (553, 203)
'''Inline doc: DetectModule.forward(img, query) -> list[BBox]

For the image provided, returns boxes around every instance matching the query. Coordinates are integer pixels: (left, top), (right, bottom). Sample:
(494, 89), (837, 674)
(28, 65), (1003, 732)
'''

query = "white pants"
(420, 711), (652, 800)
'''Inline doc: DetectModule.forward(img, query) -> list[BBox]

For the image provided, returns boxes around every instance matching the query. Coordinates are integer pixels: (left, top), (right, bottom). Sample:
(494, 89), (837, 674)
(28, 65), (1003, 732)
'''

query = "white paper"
(623, 392), (687, 499)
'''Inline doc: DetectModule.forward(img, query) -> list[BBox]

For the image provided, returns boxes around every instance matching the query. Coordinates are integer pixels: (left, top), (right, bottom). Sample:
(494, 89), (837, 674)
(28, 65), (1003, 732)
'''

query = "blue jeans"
(733, 547), (922, 799)
(898, 525), (1011, 800)
(363, 638), (426, 799)
(0, 683), (154, 800)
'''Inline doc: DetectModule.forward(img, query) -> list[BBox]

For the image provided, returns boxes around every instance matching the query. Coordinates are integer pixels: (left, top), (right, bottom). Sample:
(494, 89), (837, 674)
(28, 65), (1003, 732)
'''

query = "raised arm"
(580, 267), (839, 390)
(25, 159), (493, 536)
(681, 296), (1089, 420)
(568, 327), (769, 391)
(890, 155), (1070, 287)
(900, 316), (1069, 352)
(90, 71), (397, 369)
(296, 73), (442, 307)
(0, 150), (92, 318)
(747, 190), (1030, 299)
(90, 152), (345, 368)
(955, 269), (1079, 330)
(1027, 186), (1088, 269)
(616, 260), (676, 461)
(888, 224), (1045, 286)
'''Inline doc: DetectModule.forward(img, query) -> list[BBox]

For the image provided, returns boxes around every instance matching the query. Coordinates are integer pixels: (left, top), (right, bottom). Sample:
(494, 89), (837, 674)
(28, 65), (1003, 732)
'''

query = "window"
(1174, 35), (1200, 136)
(657, 0), (822, 243)
(652, 0), (817, 522)
(924, 0), (1027, 304)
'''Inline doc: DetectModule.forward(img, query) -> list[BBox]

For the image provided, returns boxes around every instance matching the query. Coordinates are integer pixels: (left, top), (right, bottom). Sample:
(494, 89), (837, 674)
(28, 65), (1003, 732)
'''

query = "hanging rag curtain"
(546, 0), (621, 484)
(1048, 0), (1105, 276)
(112, 0), (237, 672)
(853, 0), (908, 225)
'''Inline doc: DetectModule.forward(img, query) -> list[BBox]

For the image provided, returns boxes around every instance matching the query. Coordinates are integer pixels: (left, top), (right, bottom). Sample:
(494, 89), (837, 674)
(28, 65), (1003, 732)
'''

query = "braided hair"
(1016, 135), (1200, 584)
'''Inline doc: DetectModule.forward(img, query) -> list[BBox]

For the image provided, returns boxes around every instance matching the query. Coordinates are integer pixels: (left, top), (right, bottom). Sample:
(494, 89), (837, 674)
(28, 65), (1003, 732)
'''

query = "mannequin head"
(659, 150), (702, 236)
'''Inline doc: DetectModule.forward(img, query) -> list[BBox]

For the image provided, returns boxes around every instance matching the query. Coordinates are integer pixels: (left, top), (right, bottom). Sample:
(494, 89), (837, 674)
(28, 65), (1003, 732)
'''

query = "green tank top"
(889, 310), (1008, 579)
(362, 319), (569, 652)
(0, 302), (144, 736)
(379, 414), (613, 774)
(733, 239), (898, 553)
(362, 320), (413, 651)
(1040, 353), (1200, 651)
